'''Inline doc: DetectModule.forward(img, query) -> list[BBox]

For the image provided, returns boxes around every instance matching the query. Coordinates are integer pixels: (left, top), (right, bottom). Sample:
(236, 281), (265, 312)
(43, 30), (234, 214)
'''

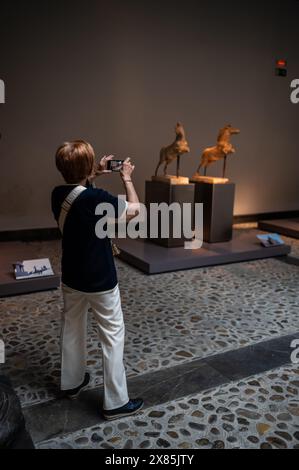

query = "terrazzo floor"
(37, 364), (299, 450)
(1, 227), (299, 408)
(0, 225), (299, 449)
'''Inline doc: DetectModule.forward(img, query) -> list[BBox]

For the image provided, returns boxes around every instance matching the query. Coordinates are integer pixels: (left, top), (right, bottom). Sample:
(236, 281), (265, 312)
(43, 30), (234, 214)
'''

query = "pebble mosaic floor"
(36, 364), (299, 450)
(0, 227), (299, 408)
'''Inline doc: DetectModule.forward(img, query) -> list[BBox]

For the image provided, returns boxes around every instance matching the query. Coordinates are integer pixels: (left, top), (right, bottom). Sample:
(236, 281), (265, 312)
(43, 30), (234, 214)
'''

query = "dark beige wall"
(0, 0), (298, 230)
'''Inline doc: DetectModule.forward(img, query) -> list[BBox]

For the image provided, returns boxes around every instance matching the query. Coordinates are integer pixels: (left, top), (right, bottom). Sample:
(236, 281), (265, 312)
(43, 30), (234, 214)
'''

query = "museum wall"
(0, 0), (298, 231)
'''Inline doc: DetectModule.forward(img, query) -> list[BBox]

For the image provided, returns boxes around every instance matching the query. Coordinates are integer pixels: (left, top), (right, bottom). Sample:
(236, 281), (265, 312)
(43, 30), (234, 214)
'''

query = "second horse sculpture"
(155, 123), (190, 179)
(195, 125), (240, 180)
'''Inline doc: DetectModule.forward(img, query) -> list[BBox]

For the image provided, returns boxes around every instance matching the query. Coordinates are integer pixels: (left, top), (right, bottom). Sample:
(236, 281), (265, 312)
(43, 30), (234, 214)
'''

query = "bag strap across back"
(58, 186), (87, 234)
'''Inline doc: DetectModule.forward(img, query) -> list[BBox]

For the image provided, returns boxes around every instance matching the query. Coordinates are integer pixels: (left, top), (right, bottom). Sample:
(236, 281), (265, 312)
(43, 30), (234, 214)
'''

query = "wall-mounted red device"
(275, 59), (287, 77)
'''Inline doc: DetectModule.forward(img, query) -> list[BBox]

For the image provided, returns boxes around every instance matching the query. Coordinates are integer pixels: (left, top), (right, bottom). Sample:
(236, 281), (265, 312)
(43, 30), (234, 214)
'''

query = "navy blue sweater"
(52, 185), (126, 293)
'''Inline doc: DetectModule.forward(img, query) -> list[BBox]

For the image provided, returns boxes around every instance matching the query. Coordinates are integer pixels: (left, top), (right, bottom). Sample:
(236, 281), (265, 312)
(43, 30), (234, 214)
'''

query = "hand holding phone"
(121, 158), (135, 180)
(92, 155), (115, 178)
(107, 160), (124, 172)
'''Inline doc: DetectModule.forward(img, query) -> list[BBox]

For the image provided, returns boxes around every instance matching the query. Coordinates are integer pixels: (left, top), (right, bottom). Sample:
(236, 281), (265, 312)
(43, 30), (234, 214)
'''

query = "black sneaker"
(63, 373), (90, 399)
(103, 399), (144, 421)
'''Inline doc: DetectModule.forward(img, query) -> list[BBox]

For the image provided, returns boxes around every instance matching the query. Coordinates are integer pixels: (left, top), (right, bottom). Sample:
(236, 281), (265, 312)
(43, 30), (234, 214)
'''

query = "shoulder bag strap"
(58, 186), (87, 235)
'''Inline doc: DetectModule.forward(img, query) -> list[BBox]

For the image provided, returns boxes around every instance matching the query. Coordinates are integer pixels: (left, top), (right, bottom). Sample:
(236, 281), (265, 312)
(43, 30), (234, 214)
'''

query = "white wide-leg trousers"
(61, 283), (129, 411)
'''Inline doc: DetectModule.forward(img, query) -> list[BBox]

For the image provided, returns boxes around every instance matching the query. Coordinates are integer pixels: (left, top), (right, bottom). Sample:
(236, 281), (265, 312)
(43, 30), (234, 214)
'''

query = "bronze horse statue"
(155, 123), (190, 178)
(196, 125), (240, 179)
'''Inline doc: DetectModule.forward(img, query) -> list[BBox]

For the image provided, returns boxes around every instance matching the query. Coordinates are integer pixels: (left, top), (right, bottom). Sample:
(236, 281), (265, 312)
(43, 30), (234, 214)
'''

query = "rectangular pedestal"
(145, 181), (195, 248)
(117, 230), (291, 275)
(259, 219), (299, 240)
(194, 182), (235, 243)
(0, 242), (60, 298)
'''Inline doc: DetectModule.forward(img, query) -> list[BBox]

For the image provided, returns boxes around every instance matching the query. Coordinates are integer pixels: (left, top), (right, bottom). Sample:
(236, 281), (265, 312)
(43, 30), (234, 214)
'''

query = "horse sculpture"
(155, 123), (190, 178)
(196, 125), (240, 179)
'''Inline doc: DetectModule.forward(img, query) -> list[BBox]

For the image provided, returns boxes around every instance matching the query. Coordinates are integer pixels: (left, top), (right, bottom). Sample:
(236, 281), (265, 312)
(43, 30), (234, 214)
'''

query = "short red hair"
(55, 140), (95, 184)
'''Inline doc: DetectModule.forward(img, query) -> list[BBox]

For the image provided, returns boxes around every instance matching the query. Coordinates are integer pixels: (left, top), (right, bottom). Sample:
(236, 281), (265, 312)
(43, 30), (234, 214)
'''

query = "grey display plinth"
(259, 218), (299, 240)
(192, 182), (235, 243)
(117, 229), (291, 275)
(0, 242), (60, 298)
(145, 181), (195, 248)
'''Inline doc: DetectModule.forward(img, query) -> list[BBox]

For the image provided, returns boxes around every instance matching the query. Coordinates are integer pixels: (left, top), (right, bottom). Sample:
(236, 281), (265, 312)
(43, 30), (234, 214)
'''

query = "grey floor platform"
(117, 229), (291, 274)
(259, 218), (299, 240)
(0, 242), (60, 297)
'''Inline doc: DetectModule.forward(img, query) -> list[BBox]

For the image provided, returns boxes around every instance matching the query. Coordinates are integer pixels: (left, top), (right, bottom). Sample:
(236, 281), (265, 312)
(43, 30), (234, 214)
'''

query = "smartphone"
(107, 160), (124, 172)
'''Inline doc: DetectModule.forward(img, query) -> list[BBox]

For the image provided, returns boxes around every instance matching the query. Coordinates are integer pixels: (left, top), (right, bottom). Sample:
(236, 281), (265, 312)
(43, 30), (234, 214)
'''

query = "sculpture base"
(152, 175), (190, 185)
(146, 180), (195, 248)
(194, 182), (235, 243)
(116, 231), (291, 275)
(191, 175), (229, 185)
